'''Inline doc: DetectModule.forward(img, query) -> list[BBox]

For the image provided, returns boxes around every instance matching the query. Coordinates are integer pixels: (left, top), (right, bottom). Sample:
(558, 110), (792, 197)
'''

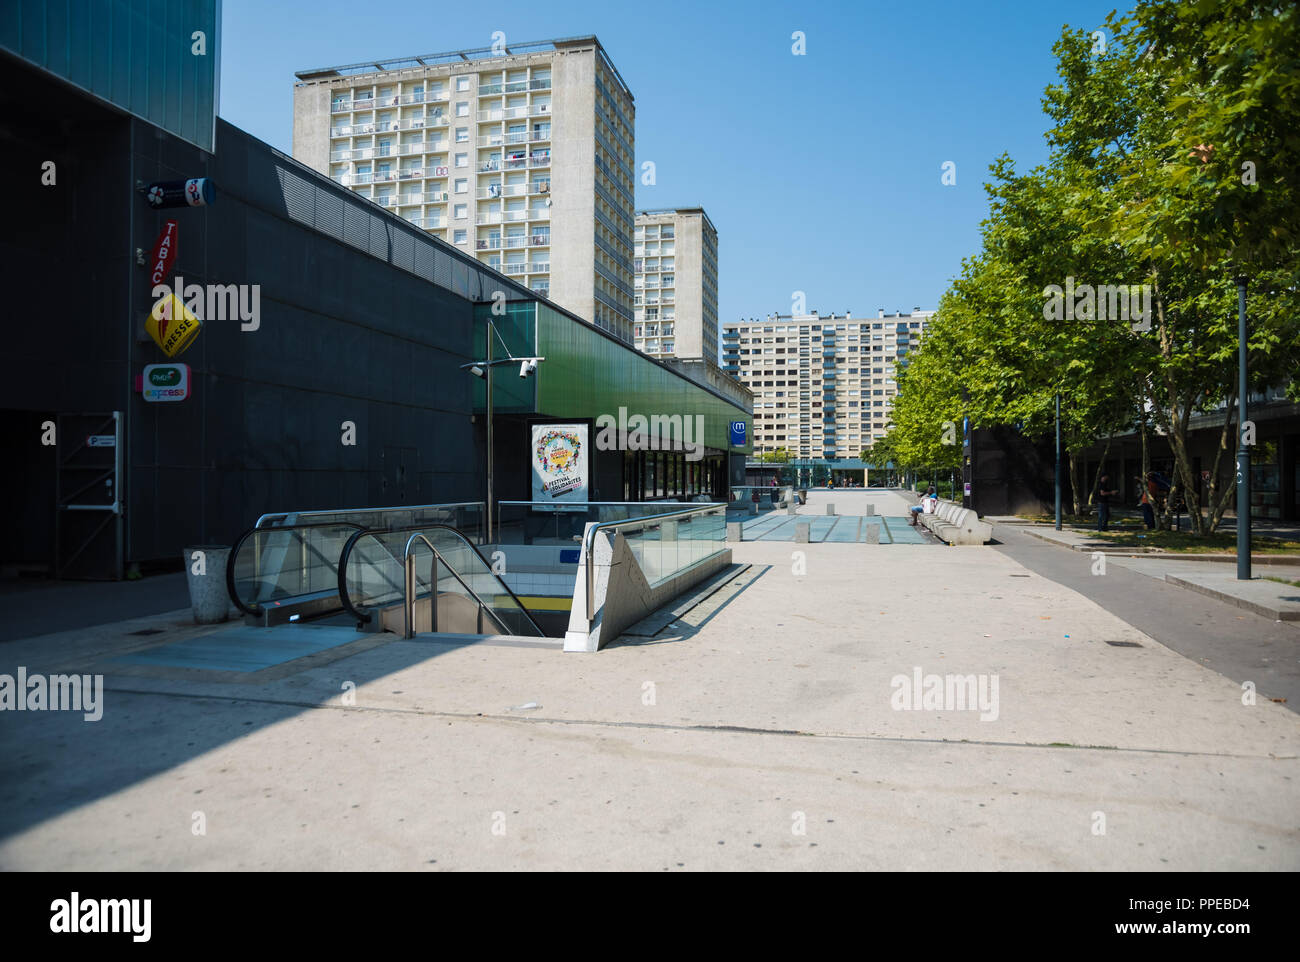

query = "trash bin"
(183, 544), (231, 624)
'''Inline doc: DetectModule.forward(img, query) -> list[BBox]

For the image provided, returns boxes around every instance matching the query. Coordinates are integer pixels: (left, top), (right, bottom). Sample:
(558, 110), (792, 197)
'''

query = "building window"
(453, 229), (467, 244)
(455, 153), (468, 168)
(456, 76), (470, 92)
(454, 204), (467, 219)
(455, 127), (468, 143)
(456, 101), (469, 117)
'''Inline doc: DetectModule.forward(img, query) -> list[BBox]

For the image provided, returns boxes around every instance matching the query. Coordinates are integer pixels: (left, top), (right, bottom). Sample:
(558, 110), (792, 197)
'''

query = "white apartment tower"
(633, 208), (718, 365)
(292, 36), (637, 341)
(720, 309), (935, 459)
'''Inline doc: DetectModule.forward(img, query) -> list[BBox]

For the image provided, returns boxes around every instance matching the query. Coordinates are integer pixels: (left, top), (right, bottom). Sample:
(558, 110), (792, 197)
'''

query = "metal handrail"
(400, 532), (505, 639)
(226, 521), (366, 617)
(338, 523), (543, 636)
(255, 502), (485, 539)
(581, 503), (728, 622)
(496, 500), (715, 535)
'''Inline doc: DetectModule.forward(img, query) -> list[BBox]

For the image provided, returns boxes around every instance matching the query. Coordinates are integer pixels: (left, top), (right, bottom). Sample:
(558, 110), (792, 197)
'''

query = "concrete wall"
(550, 47), (597, 329)
(564, 524), (731, 651)
(291, 82), (331, 174)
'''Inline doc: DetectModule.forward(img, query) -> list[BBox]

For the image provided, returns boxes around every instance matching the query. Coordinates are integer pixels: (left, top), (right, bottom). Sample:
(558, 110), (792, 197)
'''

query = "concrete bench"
(916, 499), (993, 545)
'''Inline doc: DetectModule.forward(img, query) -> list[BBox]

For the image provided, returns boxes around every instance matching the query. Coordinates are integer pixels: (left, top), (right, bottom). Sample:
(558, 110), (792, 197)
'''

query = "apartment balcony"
(397, 141), (441, 156)
(502, 235), (528, 250)
(478, 183), (523, 199)
(406, 217), (444, 229)
(502, 262), (529, 275)
(530, 103), (551, 117)
(476, 212), (503, 226)
(477, 106), (530, 122)
(529, 234), (550, 247)
(479, 161), (501, 173)
(417, 191), (449, 203)
(530, 286), (550, 298)
(488, 78), (550, 94)
(476, 237), (502, 251)
(375, 195), (398, 207)
(477, 134), (505, 148)
(528, 262), (550, 273)
(396, 169), (424, 180)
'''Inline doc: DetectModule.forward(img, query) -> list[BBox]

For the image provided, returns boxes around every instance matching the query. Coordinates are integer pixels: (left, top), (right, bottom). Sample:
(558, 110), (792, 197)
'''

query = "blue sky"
(220, 0), (1129, 325)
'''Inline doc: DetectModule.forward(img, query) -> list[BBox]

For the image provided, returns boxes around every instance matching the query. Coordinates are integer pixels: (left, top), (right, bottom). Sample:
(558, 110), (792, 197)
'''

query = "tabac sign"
(149, 221), (179, 287)
(145, 293), (202, 357)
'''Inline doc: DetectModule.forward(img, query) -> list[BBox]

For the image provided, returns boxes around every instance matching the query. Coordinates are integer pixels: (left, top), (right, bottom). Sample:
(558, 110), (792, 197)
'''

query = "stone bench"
(916, 499), (993, 545)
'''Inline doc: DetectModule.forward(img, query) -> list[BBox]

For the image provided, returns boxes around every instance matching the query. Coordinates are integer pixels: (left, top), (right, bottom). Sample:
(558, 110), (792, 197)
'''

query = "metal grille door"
(55, 412), (124, 580)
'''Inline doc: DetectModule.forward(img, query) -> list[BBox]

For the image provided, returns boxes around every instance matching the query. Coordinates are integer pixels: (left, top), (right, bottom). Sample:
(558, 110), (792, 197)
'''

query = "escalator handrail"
(226, 520), (366, 618)
(337, 523), (545, 637)
(404, 532), (511, 637)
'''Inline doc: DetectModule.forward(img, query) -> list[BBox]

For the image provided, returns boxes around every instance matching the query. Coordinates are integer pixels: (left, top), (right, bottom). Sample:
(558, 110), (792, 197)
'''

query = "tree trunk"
(1205, 393), (1239, 531)
(1087, 433), (1115, 508)
(1139, 402), (1161, 529)
(1067, 449), (1084, 516)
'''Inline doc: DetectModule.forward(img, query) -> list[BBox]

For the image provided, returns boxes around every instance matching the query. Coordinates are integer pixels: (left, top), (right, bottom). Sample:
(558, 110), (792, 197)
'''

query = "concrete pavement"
(1, 533), (1297, 870)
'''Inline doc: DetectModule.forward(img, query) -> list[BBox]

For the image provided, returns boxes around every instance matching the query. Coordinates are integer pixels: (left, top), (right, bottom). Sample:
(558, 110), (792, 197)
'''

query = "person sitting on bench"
(910, 486), (938, 525)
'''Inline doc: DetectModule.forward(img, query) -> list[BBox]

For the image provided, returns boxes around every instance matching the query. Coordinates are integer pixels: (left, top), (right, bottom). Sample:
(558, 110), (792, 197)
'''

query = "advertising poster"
(531, 424), (588, 511)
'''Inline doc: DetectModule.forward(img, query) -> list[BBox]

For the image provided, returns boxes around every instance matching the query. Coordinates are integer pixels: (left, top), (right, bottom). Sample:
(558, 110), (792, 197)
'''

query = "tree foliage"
(879, 0), (1299, 532)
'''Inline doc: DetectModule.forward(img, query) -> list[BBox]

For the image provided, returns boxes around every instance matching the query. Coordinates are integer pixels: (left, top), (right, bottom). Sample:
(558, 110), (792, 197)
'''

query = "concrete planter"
(183, 544), (231, 624)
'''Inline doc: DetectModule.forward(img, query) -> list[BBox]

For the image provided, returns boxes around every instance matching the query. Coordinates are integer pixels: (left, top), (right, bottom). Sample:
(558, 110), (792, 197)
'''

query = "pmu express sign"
(145, 294), (202, 357)
(142, 363), (191, 402)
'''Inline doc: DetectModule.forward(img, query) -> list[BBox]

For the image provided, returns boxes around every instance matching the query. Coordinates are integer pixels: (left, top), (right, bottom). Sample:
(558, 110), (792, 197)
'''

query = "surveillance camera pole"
(486, 317), (494, 544)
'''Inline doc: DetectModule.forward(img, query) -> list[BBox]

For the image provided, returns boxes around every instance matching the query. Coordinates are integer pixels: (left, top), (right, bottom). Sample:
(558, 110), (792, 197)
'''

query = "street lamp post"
(461, 317), (543, 547)
(1235, 277), (1251, 580)
(1055, 393), (1062, 530)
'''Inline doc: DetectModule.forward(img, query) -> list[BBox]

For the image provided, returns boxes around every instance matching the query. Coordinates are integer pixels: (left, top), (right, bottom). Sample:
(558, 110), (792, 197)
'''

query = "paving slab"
(0, 537), (1296, 870)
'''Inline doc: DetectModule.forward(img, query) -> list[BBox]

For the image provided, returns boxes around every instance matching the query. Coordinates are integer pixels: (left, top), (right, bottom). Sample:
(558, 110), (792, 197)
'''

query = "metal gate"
(55, 412), (124, 580)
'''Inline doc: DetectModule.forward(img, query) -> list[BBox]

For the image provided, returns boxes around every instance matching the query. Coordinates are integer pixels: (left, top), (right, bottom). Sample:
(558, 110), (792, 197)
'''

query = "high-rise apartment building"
(633, 208), (718, 364)
(720, 309), (935, 459)
(292, 36), (637, 342)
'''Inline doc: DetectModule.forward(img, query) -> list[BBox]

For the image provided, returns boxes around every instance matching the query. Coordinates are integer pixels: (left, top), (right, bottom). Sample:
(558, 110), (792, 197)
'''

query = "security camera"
(519, 358), (537, 378)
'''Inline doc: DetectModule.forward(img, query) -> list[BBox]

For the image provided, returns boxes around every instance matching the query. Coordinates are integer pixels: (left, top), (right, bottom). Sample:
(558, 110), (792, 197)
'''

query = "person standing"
(1138, 474), (1156, 530)
(1097, 473), (1118, 531)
